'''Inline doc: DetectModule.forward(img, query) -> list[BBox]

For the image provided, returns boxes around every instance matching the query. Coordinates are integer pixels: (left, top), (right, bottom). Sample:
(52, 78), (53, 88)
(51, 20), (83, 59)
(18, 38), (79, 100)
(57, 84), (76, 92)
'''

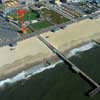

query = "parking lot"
(69, 1), (100, 14)
(0, 16), (18, 46)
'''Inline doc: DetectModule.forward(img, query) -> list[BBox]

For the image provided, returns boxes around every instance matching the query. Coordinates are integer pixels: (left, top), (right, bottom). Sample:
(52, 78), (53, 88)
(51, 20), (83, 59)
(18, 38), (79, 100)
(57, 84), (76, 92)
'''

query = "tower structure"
(16, 9), (27, 33)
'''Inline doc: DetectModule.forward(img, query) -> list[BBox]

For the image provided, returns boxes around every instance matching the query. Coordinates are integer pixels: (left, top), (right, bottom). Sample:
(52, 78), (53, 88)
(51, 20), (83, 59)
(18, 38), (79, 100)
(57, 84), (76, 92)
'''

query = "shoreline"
(0, 55), (59, 80)
(0, 39), (98, 88)
(0, 18), (100, 81)
(0, 39), (98, 82)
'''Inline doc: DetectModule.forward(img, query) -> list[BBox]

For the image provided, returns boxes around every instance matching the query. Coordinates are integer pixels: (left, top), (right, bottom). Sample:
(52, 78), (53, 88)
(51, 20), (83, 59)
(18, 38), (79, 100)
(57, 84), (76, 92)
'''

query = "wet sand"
(0, 18), (100, 80)
(0, 37), (55, 79)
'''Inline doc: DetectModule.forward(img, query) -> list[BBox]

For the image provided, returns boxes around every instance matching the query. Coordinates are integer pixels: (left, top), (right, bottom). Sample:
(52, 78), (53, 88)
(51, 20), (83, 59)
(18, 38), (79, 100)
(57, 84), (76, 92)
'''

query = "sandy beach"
(0, 37), (55, 79)
(0, 18), (100, 80)
(41, 18), (100, 52)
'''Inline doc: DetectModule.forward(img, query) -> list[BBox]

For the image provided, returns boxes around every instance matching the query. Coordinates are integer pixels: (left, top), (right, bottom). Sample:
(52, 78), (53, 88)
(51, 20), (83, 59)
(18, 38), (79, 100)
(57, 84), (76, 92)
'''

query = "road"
(0, 2), (100, 47)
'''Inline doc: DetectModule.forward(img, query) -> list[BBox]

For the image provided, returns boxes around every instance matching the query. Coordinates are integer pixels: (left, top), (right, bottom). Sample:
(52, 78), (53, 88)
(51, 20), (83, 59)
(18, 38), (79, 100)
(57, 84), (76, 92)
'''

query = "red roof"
(16, 9), (27, 15)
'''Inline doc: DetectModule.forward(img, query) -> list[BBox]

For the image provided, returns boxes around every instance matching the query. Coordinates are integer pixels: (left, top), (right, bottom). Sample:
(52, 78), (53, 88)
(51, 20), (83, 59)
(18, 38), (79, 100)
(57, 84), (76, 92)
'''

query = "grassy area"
(41, 8), (70, 24)
(30, 21), (52, 31)
(24, 10), (39, 21)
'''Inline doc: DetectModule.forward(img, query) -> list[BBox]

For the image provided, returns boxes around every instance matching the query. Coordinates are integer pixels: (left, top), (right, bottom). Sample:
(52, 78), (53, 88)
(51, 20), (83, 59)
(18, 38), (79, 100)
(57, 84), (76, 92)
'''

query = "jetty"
(38, 35), (100, 97)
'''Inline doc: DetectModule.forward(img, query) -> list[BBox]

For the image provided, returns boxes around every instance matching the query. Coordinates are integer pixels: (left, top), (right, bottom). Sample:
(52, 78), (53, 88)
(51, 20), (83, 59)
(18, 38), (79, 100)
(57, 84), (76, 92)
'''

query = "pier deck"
(37, 35), (100, 97)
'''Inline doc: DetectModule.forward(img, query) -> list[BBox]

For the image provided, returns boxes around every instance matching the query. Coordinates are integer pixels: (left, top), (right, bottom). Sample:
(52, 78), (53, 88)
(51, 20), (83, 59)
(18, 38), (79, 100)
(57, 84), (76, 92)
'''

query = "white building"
(67, 0), (85, 3)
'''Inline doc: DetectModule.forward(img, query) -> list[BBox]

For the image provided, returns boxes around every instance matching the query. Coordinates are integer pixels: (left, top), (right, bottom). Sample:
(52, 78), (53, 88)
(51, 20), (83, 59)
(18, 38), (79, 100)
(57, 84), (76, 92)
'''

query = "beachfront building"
(66, 0), (86, 2)
(49, 0), (87, 4)
(66, 0), (100, 3)
(0, 0), (34, 4)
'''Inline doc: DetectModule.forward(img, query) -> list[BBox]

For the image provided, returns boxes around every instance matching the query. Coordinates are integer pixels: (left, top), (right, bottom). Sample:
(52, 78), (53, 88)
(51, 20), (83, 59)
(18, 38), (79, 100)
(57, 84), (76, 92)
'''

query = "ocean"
(0, 42), (100, 100)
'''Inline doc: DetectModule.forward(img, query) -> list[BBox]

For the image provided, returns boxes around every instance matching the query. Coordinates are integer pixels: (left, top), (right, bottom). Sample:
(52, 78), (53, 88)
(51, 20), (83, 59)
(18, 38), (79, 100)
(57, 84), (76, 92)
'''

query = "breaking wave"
(0, 61), (62, 88)
(67, 42), (97, 58)
(0, 42), (97, 88)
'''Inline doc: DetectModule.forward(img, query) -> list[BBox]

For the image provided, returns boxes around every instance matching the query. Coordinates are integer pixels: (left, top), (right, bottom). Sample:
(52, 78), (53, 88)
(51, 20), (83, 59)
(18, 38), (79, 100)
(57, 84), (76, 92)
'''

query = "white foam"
(67, 42), (96, 58)
(0, 42), (96, 88)
(0, 71), (26, 87)
(0, 61), (61, 88)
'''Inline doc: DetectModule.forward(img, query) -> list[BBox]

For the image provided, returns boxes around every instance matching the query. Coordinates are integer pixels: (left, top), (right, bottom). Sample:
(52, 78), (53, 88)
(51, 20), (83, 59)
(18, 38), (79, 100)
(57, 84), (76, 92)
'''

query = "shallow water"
(0, 42), (100, 100)
(70, 44), (100, 83)
(0, 62), (100, 100)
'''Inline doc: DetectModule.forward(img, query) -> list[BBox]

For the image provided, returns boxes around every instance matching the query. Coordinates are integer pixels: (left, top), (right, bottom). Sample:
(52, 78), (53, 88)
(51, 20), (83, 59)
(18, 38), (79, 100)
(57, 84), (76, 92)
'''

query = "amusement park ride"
(16, 9), (27, 33)
(4, 0), (28, 33)
(6, 0), (19, 7)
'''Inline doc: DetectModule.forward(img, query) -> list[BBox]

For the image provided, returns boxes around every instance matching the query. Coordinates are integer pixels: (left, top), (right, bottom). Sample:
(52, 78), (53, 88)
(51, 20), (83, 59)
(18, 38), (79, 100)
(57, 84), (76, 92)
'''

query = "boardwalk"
(37, 35), (100, 97)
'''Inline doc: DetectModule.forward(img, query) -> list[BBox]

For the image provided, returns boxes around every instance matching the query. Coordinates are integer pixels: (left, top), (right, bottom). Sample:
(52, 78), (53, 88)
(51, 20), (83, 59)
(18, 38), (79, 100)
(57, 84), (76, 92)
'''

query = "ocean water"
(0, 42), (100, 100)
(70, 43), (100, 83)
